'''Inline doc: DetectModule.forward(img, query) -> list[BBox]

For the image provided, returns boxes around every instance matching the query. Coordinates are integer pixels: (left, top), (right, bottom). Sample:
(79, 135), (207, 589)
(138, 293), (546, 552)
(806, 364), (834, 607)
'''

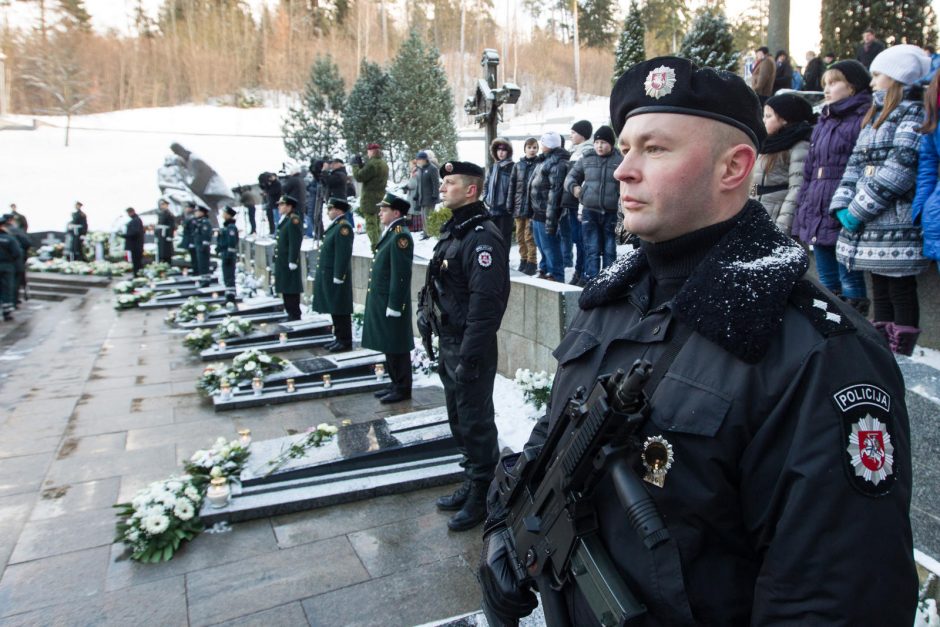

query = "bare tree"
(21, 36), (92, 146)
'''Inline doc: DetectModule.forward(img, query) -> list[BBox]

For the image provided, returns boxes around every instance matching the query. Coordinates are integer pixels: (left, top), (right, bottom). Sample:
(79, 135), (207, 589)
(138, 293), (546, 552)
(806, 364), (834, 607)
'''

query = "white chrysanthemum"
(243, 361), (256, 371)
(126, 529), (140, 543)
(142, 514), (170, 535)
(165, 480), (182, 492)
(259, 354), (271, 363)
(184, 485), (200, 501)
(210, 466), (223, 478)
(197, 305), (206, 312)
(173, 498), (195, 521)
(215, 436), (228, 447)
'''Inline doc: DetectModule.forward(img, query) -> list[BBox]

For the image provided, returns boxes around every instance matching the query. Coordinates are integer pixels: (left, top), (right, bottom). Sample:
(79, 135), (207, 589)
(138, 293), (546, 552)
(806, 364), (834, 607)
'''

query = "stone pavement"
(0, 295), (482, 626)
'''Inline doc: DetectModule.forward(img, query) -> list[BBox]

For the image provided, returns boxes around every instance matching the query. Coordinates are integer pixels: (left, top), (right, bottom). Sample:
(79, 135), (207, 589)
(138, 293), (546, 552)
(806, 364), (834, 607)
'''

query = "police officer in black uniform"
(193, 205), (213, 282)
(419, 161), (510, 532)
(124, 207), (144, 275)
(181, 201), (198, 272)
(0, 214), (23, 321)
(217, 206), (239, 306)
(478, 57), (917, 626)
(155, 198), (176, 263)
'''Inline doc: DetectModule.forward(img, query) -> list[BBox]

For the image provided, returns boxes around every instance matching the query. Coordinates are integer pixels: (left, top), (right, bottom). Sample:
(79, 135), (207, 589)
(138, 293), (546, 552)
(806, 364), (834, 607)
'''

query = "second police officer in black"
(217, 206), (239, 307)
(419, 161), (510, 532)
(193, 205), (213, 282)
(155, 198), (176, 264)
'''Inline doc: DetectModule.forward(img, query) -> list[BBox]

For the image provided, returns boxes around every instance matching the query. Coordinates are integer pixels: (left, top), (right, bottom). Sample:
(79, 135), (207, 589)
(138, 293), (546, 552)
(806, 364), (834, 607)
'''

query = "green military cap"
(378, 192), (410, 214)
(277, 195), (298, 208)
(327, 197), (350, 212)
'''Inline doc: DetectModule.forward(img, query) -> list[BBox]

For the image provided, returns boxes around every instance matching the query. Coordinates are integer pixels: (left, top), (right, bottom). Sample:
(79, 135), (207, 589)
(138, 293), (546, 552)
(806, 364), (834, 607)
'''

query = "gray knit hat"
(869, 44), (931, 86)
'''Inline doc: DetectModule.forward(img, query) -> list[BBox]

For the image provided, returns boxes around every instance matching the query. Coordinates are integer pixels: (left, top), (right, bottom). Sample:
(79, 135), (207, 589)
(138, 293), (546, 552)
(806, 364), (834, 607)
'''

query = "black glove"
(351, 154), (364, 167)
(478, 524), (538, 625)
(455, 358), (479, 383)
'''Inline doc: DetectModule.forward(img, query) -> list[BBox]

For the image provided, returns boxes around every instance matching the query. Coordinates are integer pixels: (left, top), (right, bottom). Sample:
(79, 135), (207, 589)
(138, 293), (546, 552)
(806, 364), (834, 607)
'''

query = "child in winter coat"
(750, 92), (813, 233)
(508, 137), (540, 275)
(793, 60), (873, 314)
(913, 67), (940, 269)
(830, 44), (931, 355)
(483, 138), (515, 247)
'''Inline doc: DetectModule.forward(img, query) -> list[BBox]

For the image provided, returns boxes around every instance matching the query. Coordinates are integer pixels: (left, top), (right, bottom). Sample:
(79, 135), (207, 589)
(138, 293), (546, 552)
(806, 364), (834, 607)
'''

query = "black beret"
(610, 56), (766, 149)
(378, 192), (410, 214)
(439, 161), (485, 179)
(277, 195), (298, 207)
(828, 59), (872, 94)
(327, 197), (350, 212)
(765, 93), (815, 124)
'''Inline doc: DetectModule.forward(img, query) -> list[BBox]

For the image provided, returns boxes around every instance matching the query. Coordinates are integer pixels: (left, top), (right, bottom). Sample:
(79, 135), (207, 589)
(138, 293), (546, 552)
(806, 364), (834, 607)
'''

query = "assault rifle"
(488, 360), (672, 626)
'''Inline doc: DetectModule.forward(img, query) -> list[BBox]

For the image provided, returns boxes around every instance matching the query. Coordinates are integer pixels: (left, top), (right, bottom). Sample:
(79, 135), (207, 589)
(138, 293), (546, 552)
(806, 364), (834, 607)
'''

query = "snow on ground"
(0, 95), (610, 233)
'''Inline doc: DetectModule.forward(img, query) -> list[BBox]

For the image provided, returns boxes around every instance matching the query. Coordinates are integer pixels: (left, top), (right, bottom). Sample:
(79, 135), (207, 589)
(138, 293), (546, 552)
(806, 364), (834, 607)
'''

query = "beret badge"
(644, 65), (676, 99)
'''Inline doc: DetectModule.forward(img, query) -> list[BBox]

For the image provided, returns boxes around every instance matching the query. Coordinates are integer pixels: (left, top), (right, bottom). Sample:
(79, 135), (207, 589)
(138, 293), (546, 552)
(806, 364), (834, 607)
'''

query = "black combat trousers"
(0, 263), (14, 316)
(221, 256), (236, 303)
(332, 314), (352, 345)
(282, 293), (301, 320)
(196, 246), (210, 277)
(438, 335), (500, 482)
(129, 248), (143, 275)
(188, 247), (198, 273)
(385, 352), (412, 395)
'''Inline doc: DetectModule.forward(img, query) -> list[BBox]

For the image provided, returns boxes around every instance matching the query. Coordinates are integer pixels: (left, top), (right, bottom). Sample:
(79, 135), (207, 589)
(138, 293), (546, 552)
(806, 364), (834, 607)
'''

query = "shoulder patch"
(291, 215), (301, 225)
(340, 225), (351, 236)
(832, 383), (897, 497)
(477, 251), (493, 268)
(398, 237), (410, 249)
(475, 244), (493, 253)
(789, 280), (855, 337)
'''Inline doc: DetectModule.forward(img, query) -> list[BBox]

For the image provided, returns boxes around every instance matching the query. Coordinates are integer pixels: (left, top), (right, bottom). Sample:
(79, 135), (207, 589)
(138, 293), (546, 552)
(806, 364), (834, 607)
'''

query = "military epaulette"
(394, 225), (402, 233)
(789, 279), (856, 337)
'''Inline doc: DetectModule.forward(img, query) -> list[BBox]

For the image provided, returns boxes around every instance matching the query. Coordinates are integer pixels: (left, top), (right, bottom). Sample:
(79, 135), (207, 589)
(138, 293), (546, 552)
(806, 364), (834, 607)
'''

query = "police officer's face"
(614, 113), (726, 243)
(439, 174), (477, 209)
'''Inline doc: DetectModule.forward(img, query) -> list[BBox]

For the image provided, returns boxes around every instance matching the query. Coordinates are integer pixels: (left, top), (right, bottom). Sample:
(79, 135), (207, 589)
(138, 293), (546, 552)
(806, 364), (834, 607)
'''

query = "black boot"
(447, 481), (488, 531)
(373, 386), (392, 398)
(523, 262), (537, 276)
(436, 479), (471, 511)
(516, 260), (526, 272)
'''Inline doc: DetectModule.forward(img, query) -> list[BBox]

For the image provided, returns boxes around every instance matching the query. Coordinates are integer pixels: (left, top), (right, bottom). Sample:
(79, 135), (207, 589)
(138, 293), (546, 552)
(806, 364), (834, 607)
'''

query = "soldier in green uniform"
(274, 195), (304, 321)
(193, 206), (213, 283)
(180, 201), (198, 273)
(155, 199), (176, 263)
(363, 193), (414, 403)
(351, 143), (389, 250)
(217, 206), (239, 307)
(313, 197), (354, 352)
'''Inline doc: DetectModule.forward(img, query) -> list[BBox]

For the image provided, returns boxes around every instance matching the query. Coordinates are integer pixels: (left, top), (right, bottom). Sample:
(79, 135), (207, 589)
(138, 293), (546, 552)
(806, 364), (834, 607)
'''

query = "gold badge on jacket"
(398, 238), (409, 249)
(340, 226), (351, 236)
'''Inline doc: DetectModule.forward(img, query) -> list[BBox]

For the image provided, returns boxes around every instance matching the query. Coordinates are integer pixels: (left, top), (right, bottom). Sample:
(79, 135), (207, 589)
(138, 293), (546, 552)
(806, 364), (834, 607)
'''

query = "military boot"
(447, 481), (488, 531)
(436, 479), (471, 511)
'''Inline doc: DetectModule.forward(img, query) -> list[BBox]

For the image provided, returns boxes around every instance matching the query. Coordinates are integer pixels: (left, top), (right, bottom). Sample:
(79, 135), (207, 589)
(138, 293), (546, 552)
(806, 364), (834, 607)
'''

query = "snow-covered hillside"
(0, 95), (609, 232)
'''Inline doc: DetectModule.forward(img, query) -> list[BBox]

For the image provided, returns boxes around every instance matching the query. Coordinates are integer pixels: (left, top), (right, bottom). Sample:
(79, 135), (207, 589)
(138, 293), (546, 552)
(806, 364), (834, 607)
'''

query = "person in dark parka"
(274, 195), (304, 321)
(258, 171), (281, 236)
(217, 206), (239, 306)
(483, 137), (515, 246)
(508, 137), (540, 275)
(479, 56), (917, 627)
(312, 197), (354, 350)
(362, 193), (414, 404)
(319, 159), (349, 204)
(66, 201), (88, 261)
(0, 214), (23, 320)
(421, 161), (509, 533)
(192, 206), (213, 281)
(155, 198), (176, 263)
(5, 220), (30, 305)
(124, 207), (145, 275)
(180, 201), (198, 272)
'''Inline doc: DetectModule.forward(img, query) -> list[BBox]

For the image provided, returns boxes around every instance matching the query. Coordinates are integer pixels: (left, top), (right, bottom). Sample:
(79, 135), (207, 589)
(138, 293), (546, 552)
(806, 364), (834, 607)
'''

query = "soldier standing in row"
(363, 193), (414, 404)
(0, 214), (23, 321)
(274, 195), (304, 321)
(419, 161), (510, 531)
(181, 201), (198, 272)
(313, 197), (354, 352)
(67, 201), (88, 261)
(124, 207), (144, 275)
(155, 199), (176, 264)
(193, 206), (213, 280)
(217, 206), (239, 307)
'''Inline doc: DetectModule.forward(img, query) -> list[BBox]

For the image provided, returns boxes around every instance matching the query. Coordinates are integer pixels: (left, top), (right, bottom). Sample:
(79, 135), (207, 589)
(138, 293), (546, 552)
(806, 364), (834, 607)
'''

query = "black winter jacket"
(414, 163), (441, 208)
(528, 147), (571, 232)
(526, 201), (916, 626)
(564, 149), (623, 213)
(281, 173), (307, 213)
(508, 156), (539, 218)
(0, 231), (23, 265)
(319, 167), (348, 202)
(484, 159), (514, 216)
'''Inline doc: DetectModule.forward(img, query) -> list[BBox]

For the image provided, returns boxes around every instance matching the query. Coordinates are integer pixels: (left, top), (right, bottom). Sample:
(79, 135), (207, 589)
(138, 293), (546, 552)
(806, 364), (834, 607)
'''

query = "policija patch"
(832, 383), (896, 496)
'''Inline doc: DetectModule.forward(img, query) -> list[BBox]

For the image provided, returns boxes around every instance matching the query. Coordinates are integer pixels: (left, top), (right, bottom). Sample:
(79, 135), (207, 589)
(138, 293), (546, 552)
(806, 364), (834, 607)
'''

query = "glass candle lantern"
(219, 383), (232, 401)
(279, 332), (288, 345)
(238, 428), (252, 447)
(218, 340), (226, 351)
(252, 377), (263, 396)
(211, 292), (219, 299)
(286, 378), (296, 393)
(206, 477), (231, 508)
(196, 312), (205, 322)
(322, 374), (332, 389)
(374, 364), (385, 381)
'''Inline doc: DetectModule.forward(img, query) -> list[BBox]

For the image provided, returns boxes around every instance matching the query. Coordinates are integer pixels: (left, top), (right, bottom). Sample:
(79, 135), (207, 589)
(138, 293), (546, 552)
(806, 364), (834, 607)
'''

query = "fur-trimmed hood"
(579, 200), (810, 363)
(490, 137), (513, 161)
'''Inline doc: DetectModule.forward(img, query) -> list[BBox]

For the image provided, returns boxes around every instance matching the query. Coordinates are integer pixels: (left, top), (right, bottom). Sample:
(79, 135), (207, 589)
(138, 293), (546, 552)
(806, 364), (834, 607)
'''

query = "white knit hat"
(539, 131), (562, 149)
(869, 44), (931, 86)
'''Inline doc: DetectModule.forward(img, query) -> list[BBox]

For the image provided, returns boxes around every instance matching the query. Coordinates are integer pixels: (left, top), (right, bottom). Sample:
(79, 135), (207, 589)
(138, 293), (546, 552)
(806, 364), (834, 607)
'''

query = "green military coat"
(312, 216), (354, 315)
(274, 211), (303, 295)
(362, 218), (414, 355)
(353, 156), (389, 217)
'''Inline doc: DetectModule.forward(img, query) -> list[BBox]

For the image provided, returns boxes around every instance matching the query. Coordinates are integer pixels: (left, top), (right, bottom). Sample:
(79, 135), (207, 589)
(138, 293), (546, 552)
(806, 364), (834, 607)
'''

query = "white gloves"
(333, 278), (344, 284)
(385, 307), (401, 318)
(288, 263), (298, 271)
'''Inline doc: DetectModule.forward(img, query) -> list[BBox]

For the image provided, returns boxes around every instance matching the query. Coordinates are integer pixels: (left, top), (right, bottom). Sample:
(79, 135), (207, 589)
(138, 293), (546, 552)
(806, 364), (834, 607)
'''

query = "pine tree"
(281, 55), (346, 163)
(57, 0), (91, 32)
(821, 0), (937, 61)
(678, 7), (739, 71)
(343, 60), (394, 157)
(387, 31), (458, 180)
(644, 0), (689, 55)
(578, 0), (617, 48)
(613, 0), (645, 84)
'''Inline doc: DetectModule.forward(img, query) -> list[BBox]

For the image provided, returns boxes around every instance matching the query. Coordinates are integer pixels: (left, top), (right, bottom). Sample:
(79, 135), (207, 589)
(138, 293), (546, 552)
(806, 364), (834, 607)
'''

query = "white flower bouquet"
(514, 368), (555, 411)
(183, 436), (251, 488)
(265, 423), (339, 476)
(172, 297), (222, 324)
(410, 345), (437, 376)
(213, 316), (254, 340)
(352, 303), (366, 330)
(182, 328), (214, 353)
(114, 289), (154, 310)
(113, 475), (204, 562)
(112, 277), (150, 294)
(28, 257), (131, 277)
(196, 364), (238, 397)
(142, 262), (181, 280)
(195, 350), (289, 397)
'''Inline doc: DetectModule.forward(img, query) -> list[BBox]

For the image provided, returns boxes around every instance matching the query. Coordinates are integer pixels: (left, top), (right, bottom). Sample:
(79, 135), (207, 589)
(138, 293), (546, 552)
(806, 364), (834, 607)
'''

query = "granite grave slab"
(199, 316), (333, 361)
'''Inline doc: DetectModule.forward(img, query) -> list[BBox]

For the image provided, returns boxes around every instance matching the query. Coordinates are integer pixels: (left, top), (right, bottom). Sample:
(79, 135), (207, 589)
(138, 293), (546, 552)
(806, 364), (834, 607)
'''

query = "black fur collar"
(579, 200), (809, 363)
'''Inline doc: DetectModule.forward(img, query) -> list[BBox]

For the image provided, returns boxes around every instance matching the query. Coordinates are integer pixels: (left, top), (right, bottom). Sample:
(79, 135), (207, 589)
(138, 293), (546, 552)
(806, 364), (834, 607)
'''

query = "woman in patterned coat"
(829, 45), (931, 355)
